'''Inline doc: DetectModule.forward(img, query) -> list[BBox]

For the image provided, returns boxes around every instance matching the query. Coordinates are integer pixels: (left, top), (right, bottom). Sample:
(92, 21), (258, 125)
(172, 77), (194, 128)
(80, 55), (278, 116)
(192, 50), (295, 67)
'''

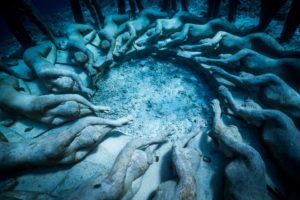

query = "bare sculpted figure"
(135, 11), (205, 47)
(181, 31), (300, 58)
(66, 23), (98, 76)
(152, 133), (200, 200)
(218, 86), (300, 184)
(0, 116), (133, 171)
(209, 66), (300, 125)
(0, 73), (110, 126)
(61, 137), (165, 200)
(114, 8), (168, 57)
(23, 41), (93, 97)
(210, 99), (267, 200)
(97, 14), (130, 63)
(192, 48), (300, 83)
(158, 18), (238, 48)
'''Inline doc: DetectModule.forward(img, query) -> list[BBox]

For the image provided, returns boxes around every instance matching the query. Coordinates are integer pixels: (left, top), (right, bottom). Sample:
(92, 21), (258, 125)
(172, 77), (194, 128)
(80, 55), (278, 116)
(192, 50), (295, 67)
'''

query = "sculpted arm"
(162, 24), (190, 48)
(39, 68), (92, 96)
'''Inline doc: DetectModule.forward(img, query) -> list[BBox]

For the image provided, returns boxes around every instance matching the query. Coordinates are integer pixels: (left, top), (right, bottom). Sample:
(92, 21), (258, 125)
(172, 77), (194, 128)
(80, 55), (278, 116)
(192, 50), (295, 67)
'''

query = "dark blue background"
(0, 0), (68, 41)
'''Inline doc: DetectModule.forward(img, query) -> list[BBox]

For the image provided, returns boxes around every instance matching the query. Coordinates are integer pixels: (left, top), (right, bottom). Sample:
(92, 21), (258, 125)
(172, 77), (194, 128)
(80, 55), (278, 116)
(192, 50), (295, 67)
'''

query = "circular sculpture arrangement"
(1, 7), (300, 200)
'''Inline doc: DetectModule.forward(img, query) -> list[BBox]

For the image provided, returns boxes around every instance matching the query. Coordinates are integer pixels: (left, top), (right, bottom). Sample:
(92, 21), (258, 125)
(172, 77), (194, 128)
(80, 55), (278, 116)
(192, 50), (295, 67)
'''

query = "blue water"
(0, 0), (68, 41)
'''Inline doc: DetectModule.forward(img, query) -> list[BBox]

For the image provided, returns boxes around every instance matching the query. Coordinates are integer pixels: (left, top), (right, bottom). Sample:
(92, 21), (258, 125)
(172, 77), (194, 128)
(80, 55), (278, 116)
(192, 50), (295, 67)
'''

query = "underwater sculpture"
(0, 116), (133, 171)
(210, 99), (267, 200)
(0, 72), (110, 126)
(23, 41), (93, 97)
(135, 11), (205, 46)
(97, 13), (130, 63)
(152, 133), (199, 200)
(70, 0), (104, 29)
(210, 66), (300, 125)
(1, 2), (300, 199)
(191, 48), (300, 84)
(219, 85), (300, 184)
(158, 17), (238, 48)
(66, 23), (98, 76)
(62, 136), (164, 200)
(181, 31), (300, 58)
(114, 8), (168, 57)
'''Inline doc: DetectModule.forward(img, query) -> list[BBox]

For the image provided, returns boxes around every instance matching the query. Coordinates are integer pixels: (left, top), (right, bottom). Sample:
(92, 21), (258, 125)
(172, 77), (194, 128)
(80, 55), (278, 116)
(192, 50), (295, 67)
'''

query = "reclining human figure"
(191, 48), (300, 84)
(0, 115), (133, 172)
(97, 14), (130, 63)
(113, 8), (168, 57)
(23, 41), (93, 97)
(65, 23), (98, 76)
(181, 31), (300, 58)
(218, 85), (300, 184)
(135, 11), (205, 47)
(0, 72), (110, 126)
(210, 66), (300, 125)
(158, 18), (239, 48)
(152, 133), (200, 200)
(61, 136), (164, 200)
(210, 99), (267, 200)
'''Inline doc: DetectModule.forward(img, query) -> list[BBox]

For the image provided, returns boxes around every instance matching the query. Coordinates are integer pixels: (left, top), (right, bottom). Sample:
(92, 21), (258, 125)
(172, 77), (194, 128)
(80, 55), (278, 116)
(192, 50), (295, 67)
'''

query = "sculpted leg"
(0, 116), (133, 171)
(210, 99), (267, 200)
(119, 23), (137, 55)
(40, 68), (93, 97)
(63, 136), (164, 200)
(161, 24), (190, 48)
(42, 93), (111, 113)
(181, 31), (226, 52)
(217, 85), (267, 122)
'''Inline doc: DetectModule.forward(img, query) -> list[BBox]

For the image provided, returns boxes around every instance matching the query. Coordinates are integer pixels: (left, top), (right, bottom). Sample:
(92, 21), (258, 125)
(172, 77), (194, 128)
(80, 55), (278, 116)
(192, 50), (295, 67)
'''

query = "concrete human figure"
(241, 0), (287, 35)
(24, 41), (94, 97)
(117, 0), (144, 18)
(66, 24), (98, 76)
(278, 0), (300, 43)
(190, 48), (300, 84)
(62, 136), (164, 200)
(158, 17), (238, 48)
(113, 8), (168, 57)
(0, 116), (133, 171)
(70, 0), (104, 29)
(210, 99), (267, 200)
(98, 14), (130, 63)
(209, 66), (300, 125)
(0, 0), (59, 49)
(152, 133), (200, 200)
(135, 11), (205, 47)
(181, 31), (300, 58)
(218, 85), (300, 184)
(0, 73), (110, 126)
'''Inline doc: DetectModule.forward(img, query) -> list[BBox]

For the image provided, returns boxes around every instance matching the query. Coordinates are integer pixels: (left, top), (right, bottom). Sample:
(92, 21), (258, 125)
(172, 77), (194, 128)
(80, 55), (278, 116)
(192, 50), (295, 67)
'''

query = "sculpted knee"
(73, 51), (88, 64)
(48, 77), (78, 93)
